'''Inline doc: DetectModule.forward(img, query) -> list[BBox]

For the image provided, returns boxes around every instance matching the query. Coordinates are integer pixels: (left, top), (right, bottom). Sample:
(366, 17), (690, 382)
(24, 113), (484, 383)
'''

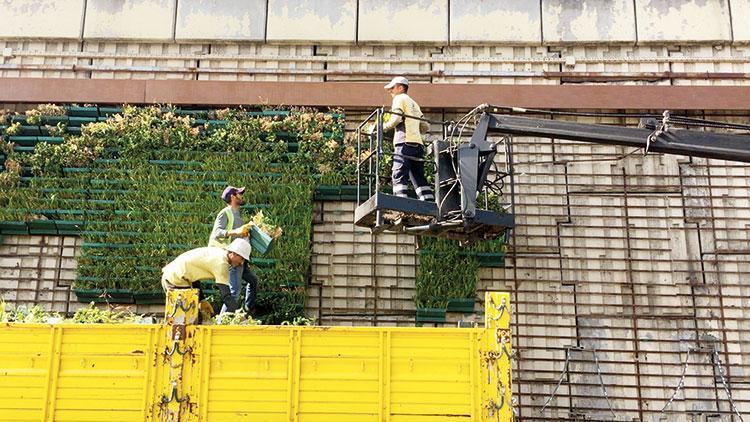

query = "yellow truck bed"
(0, 293), (513, 421)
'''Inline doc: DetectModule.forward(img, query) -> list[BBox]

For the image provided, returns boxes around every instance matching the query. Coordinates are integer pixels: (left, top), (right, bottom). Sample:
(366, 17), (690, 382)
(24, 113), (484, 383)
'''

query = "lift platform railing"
(355, 107), (438, 206)
(354, 107), (516, 244)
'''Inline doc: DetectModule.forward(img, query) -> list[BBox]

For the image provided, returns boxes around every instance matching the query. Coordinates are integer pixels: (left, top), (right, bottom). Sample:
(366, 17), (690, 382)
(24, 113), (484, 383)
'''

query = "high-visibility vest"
(208, 207), (234, 250)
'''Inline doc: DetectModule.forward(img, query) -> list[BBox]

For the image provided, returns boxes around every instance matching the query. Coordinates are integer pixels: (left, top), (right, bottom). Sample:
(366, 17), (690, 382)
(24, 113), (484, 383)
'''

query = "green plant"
(415, 238), (480, 309)
(71, 302), (144, 323)
(281, 315), (316, 326)
(1, 302), (62, 323)
(5, 122), (21, 136)
(25, 104), (66, 125)
(212, 309), (262, 325)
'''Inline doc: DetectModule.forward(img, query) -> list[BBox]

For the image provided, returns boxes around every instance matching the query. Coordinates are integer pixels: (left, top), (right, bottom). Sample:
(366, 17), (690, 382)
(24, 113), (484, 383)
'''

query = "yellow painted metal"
(164, 289), (199, 326)
(482, 292), (514, 421)
(0, 291), (514, 421)
(162, 289), (200, 421)
(0, 323), (165, 422)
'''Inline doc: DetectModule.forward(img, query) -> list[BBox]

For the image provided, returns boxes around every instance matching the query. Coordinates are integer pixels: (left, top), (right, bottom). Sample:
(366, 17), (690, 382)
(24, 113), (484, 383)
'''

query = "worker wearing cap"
(208, 186), (259, 314)
(382, 76), (433, 201)
(161, 239), (251, 313)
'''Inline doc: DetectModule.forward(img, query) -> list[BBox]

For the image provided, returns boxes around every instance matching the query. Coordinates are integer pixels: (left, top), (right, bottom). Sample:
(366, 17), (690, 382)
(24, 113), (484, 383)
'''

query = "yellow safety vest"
(208, 208), (234, 250)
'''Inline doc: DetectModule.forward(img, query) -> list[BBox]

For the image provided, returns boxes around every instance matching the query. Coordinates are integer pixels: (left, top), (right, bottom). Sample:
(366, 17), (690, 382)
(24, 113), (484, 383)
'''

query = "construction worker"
(382, 76), (434, 201)
(208, 185), (259, 313)
(161, 239), (251, 313)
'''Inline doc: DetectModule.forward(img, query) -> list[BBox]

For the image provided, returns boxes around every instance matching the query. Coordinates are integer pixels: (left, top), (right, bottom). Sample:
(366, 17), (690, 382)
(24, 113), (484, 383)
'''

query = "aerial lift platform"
(354, 104), (750, 242)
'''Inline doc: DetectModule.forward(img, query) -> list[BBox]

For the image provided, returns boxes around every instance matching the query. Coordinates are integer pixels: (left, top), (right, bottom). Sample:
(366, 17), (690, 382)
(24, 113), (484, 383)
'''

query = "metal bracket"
(168, 299), (196, 318)
(161, 382), (189, 404)
(165, 342), (192, 357)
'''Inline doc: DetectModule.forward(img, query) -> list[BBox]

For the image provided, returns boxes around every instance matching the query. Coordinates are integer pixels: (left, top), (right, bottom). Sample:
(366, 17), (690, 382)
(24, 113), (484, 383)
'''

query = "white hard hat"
(384, 76), (409, 89)
(227, 238), (251, 260)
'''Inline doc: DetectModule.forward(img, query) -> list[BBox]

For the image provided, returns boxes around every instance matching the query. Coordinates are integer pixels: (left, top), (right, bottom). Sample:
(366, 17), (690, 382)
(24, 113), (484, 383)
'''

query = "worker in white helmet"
(382, 76), (433, 201)
(161, 238), (252, 314)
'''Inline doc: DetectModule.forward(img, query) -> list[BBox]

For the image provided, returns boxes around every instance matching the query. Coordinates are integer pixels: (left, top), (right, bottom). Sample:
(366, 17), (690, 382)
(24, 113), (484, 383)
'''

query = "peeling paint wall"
(542, 0), (636, 43)
(0, 0), (85, 39)
(83, 0), (176, 40)
(175, 0), (266, 41)
(450, 0), (541, 43)
(267, 0), (357, 42)
(635, 0), (733, 42)
(2, 0), (748, 44)
(357, 0), (448, 43)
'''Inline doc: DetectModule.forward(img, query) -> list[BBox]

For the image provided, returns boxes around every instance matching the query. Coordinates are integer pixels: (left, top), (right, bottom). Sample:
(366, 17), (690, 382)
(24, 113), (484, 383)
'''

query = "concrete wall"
(1, 0), (749, 44)
(3, 41), (750, 84)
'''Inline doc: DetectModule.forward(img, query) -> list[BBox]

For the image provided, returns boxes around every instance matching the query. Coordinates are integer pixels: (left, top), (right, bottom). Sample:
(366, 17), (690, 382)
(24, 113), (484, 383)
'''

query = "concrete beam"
(4, 78), (750, 110)
(542, 0), (636, 43)
(358, 0), (448, 43)
(635, 0), (732, 43)
(175, 0), (266, 41)
(84, 0), (176, 41)
(267, 0), (356, 43)
(0, 0), (85, 39)
(450, 0), (541, 44)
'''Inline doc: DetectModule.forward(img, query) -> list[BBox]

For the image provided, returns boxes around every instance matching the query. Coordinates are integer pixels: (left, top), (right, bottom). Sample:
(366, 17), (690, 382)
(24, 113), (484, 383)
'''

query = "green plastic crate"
(249, 225), (274, 256)
(133, 290), (166, 305)
(67, 106), (98, 117)
(73, 288), (107, 303)
(73, 287), (134, 304)
(27, 219), (57, 235)
(67, 116), (97, 127)
(250, 257), (277, 268)
(446, 298), (475, 313)
(0, 221), (28, 235)
(416, 307), (447, 323)
(103, 289), (135, 304)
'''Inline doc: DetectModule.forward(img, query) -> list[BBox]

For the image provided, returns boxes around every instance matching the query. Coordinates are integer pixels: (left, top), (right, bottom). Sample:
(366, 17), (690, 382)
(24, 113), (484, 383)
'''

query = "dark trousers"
(392, 143), (434, 201)
(241, 263), (258, 311)
(215, 283), (239, 313)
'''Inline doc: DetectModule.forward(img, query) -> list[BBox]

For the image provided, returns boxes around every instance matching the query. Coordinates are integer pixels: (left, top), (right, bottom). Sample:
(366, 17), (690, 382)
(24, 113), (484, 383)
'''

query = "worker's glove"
(227, 228), (244, 237)
(239, 222), (255, 237)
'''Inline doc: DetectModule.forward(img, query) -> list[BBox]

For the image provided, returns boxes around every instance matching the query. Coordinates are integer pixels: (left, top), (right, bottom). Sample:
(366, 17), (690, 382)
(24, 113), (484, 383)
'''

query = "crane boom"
(485, 113), (750, 163)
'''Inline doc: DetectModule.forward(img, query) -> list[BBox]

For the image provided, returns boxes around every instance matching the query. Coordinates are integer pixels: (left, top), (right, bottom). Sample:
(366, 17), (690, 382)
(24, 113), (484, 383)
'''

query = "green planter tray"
(416, 307), (447, 323)
(56, 220), (85, 235)
(67, 106), (99, 117)
(0, 221), (28, 235)
(27, 219), (57, 235)
(133, 290), (166, 305)
(474, 252), (505, 268)
(73, 288), (134, 304)
(446, 298), (476, 313)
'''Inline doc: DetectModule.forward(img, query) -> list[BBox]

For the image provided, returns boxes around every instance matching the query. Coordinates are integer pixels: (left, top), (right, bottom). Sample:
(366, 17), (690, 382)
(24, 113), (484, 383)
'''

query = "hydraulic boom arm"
(481, 111), (750, 163)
